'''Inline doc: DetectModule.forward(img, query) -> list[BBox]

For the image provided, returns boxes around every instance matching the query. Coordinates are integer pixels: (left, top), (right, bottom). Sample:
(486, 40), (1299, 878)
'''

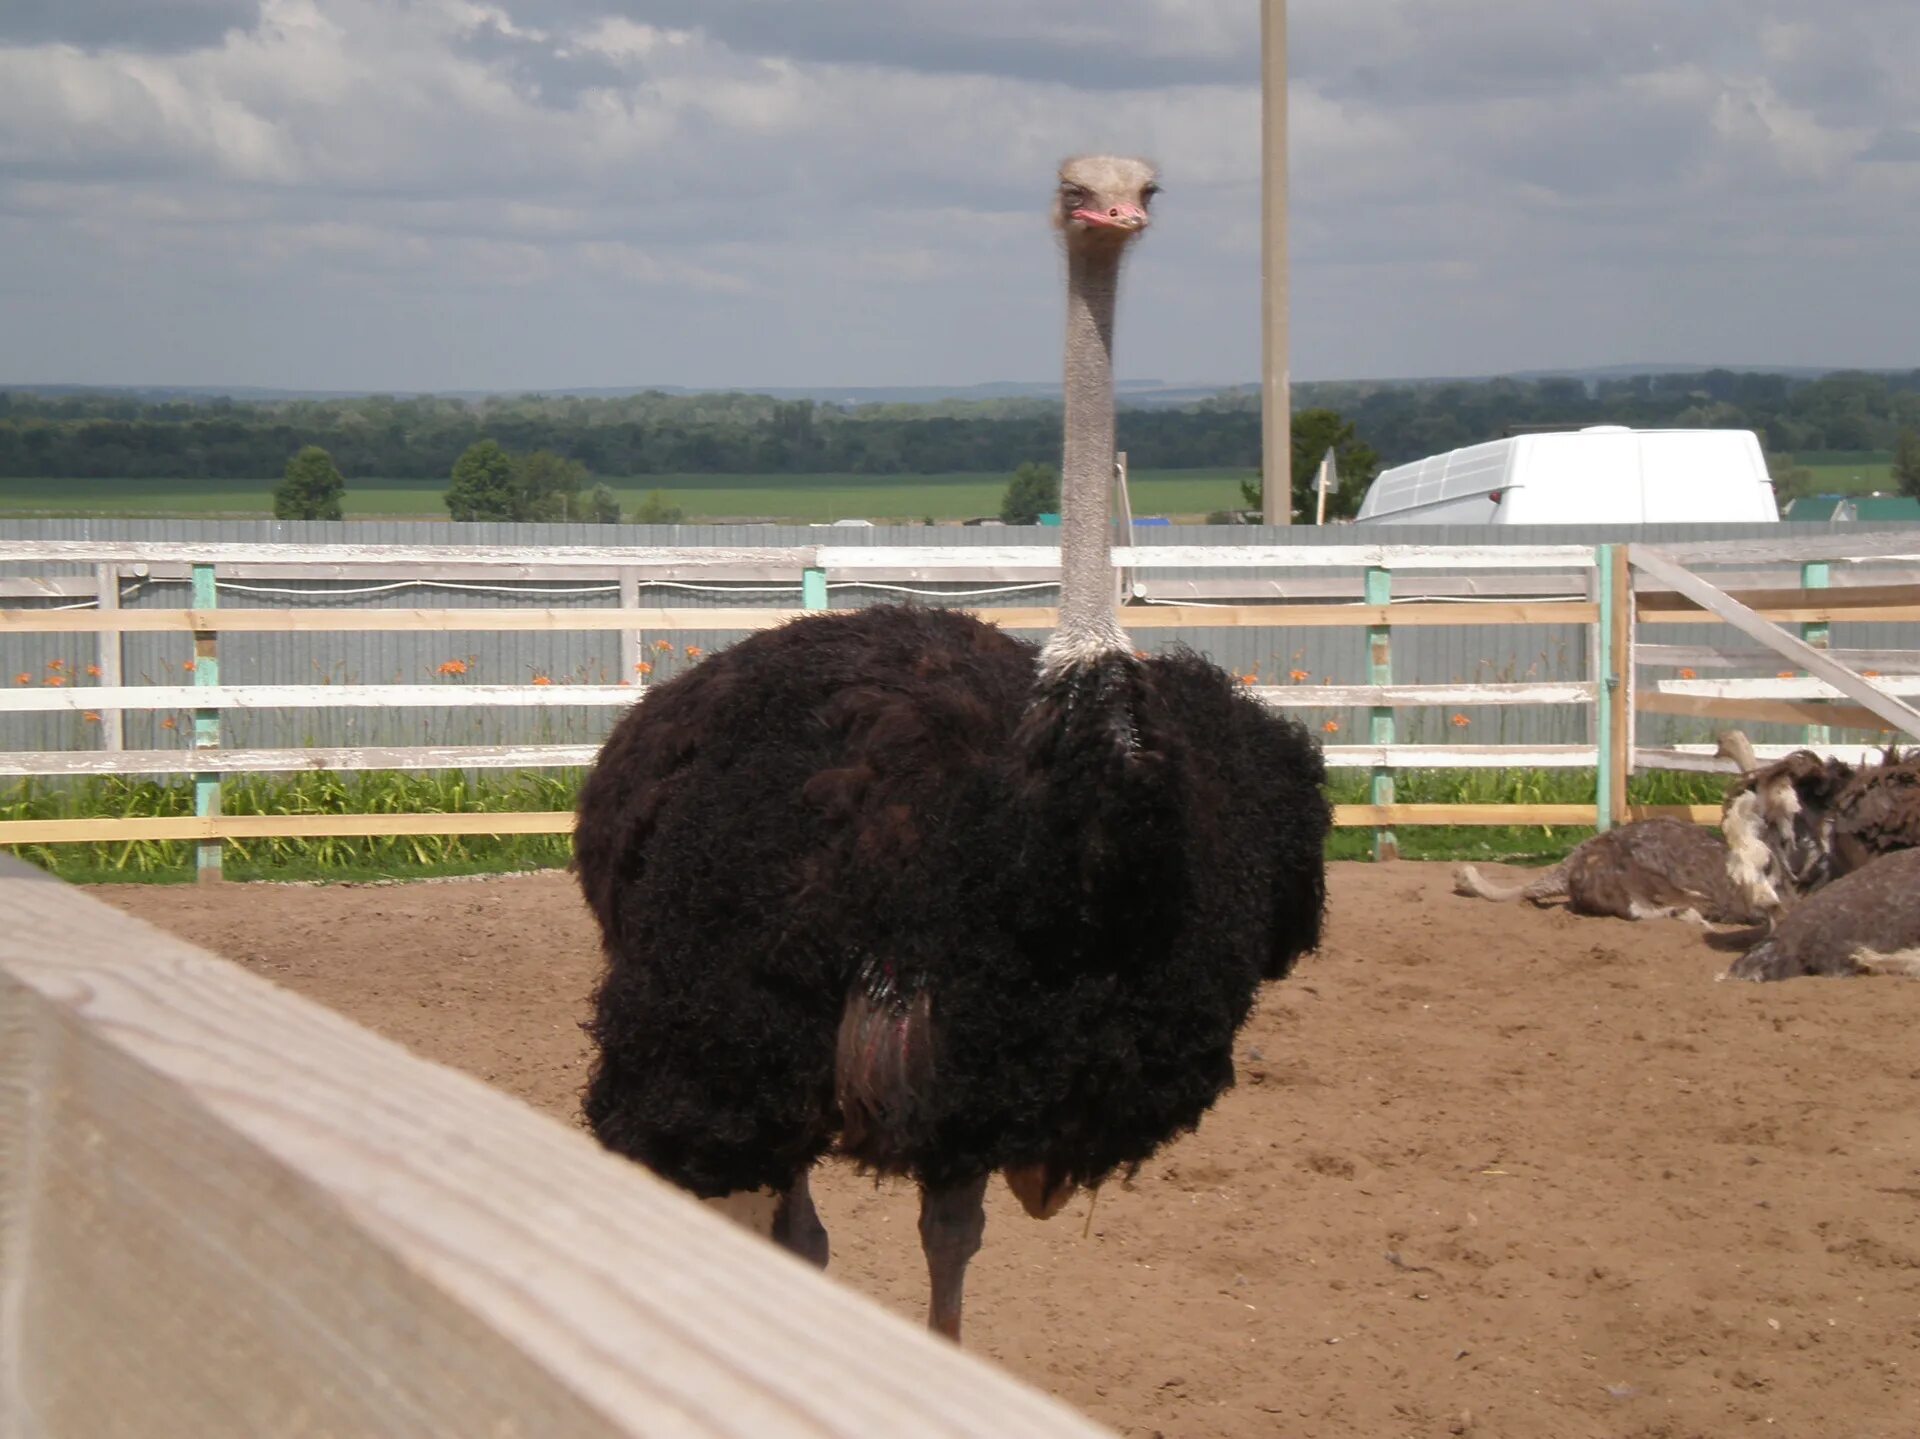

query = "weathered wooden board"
(1254, 682), (1594, 708)
(0, 745), (605, 778)
(0, 685), (642, 713)
(0, 812), (579, 843)
(1636, 692), (1892, 734)
(1637, 744), (1902, 775)
(1629, 547), (1920, 741)
(0, 858), (1113, 1438)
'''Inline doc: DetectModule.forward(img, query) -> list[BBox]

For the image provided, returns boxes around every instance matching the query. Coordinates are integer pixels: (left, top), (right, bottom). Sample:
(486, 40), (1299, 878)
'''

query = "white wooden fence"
(3, 534), (1919, 874)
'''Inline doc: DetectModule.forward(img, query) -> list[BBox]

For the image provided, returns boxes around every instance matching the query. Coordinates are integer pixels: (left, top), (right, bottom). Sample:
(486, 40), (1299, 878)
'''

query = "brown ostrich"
(1721, 848), (1920, 981)
(1717, 731), (1920, 915)
(571, 156), (1331, 1342)
(1453, 816), (1766, 925)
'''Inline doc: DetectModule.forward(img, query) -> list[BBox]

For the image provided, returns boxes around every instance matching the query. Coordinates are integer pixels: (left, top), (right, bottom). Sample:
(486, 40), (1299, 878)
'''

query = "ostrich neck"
(1044, 242), (1130, 674)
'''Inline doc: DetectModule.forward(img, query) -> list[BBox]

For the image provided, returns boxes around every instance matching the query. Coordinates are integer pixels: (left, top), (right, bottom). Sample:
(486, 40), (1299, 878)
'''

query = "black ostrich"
(573, 155), (1331, 1341)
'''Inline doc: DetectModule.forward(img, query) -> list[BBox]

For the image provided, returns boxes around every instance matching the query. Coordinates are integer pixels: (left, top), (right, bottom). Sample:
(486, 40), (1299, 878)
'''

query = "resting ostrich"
(572, 156), (1331, 1342)
(1717, 731), (1920, 914)
(1452, 816), (1765, 925)
(1720, 848), (1920, 981)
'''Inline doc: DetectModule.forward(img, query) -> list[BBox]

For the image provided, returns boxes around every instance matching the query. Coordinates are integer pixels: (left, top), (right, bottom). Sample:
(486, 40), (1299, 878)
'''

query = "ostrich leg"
(919, 1174), (990, 1341)
(771, 1168), (830, 1268)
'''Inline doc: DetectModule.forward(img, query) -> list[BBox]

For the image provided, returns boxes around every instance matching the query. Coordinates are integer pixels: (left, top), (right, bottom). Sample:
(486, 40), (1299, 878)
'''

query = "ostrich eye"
(1141, 184), (1160, 203)
(1060, 185), (1089, 208)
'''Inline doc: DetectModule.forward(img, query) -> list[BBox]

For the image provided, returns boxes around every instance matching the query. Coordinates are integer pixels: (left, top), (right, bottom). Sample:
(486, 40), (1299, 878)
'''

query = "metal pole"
(1801, 560), (1830, 748)
(1366, 566), (1396, 860)
(1594, 545), (1615, 833)
(1261, 0), (1291, 525)
(191, 562), (222, 881)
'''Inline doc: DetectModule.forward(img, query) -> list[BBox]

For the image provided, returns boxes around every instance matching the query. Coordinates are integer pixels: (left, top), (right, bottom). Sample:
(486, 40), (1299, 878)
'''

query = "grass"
(3, 765), (1732, 886)
(0, 469), (1255, 523)
(1791, 452), (1895, 495)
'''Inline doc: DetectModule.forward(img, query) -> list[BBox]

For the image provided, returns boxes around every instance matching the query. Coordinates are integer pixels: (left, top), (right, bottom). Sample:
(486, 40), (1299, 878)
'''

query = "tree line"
(4, 369), (1918, 485)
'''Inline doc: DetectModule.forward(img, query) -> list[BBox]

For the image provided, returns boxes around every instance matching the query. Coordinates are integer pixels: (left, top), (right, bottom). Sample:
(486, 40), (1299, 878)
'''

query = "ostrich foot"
(772, 1169), (830, 1268)
(919, 1174), (989, 1342)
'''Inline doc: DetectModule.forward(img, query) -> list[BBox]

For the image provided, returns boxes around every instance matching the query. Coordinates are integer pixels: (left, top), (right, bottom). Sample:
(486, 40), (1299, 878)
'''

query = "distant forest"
(2, 369), (1917, 480)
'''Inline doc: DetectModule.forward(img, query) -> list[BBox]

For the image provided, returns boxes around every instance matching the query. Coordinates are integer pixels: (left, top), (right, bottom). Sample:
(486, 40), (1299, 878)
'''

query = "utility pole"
(1261, 0), (1291, 525)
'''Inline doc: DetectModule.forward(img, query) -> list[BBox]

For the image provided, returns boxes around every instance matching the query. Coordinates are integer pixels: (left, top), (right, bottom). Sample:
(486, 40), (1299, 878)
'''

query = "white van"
(1353, 426), (1779, 525)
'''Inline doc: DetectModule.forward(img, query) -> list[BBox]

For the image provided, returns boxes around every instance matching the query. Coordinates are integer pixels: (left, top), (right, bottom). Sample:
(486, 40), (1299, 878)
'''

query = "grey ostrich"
(572, 156), (1331, 1342)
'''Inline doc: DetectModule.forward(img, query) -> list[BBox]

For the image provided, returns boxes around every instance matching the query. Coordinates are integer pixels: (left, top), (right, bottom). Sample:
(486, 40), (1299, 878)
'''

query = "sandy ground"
(93, 862), (1920, 1439)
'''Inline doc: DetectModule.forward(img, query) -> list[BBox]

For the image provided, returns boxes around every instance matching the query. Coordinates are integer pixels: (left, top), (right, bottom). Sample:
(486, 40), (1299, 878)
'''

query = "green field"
(0, 469), (1256, 523)
(1792, 451), (1895, 494)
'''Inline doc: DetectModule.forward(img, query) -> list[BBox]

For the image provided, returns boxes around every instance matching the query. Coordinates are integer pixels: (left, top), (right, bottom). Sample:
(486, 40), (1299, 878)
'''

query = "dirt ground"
(94, 862), (1919, 1439)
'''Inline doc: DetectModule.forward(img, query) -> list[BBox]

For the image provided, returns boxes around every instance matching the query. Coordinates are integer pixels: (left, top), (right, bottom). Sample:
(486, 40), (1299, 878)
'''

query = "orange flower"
(161, 716), (178, 731)
(654, 640), (675, 653)
(46, 659), (64, 672)
(1863, 669), (1882, 678)
(1239, 673), (1257, 686)
(531, 674), (552, 686)
(82, 711), (101, 724)
(1289, 668), (1310, 683)
(1678, 668), (1697, 680)
(1133, 649), (1149, 660)
(86, 664), (102, 677)
(634, 661), (653, 676)
(182, 659), (197, 672)
(1777, 670), (1795, 679)
(44, 675), (67, 687)
(685, 645), (703, 659)
(1451, 713), (1471, 728)
(1322, 719), (1341, 734)
(12, 673), (28, 685)
(436, 659), (469, 676)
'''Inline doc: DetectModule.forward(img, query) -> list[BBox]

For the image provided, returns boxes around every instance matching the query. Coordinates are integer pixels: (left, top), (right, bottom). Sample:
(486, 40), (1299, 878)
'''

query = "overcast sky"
(1, 0), (1916, 392)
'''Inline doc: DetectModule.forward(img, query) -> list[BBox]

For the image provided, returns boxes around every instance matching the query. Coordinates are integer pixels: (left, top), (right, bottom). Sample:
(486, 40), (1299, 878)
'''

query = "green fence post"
(1801, 560), (1830, 748)
(1595, 545), (1616, 833)
(1366, 566), (1397, 861)
(191, 561), (222, 881)
(802, 566), (828, 612)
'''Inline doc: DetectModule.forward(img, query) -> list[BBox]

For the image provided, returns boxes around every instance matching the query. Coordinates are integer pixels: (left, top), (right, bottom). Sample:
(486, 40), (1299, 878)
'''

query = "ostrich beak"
(1070, 204), (1149, 231)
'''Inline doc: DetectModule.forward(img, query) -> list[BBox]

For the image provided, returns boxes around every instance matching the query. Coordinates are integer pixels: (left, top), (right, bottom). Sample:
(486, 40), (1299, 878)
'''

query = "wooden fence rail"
(4, 536), (1919, 867)
(0, 857), (1113, 1437)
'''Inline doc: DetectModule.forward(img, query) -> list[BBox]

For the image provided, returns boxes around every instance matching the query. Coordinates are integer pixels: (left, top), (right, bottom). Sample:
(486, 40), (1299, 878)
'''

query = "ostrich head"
(1052, 155), (1159, 244)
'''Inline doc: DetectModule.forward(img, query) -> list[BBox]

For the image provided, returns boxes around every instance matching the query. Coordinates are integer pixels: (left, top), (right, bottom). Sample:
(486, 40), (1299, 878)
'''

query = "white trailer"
(1354, 426), (1780, 525)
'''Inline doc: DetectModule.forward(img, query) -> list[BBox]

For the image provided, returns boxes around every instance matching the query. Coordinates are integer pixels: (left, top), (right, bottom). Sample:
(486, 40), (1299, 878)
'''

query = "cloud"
(0, 0), (1915, 392)
(0, 0), (262, 53)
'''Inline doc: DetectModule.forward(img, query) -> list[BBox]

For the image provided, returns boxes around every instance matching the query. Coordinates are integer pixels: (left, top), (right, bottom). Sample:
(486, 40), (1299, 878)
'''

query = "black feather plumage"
(573, 603), (1329, 1199)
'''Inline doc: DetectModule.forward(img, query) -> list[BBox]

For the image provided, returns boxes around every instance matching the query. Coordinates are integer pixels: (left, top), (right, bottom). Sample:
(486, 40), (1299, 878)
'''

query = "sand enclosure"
(97, 861), (1919, 1439)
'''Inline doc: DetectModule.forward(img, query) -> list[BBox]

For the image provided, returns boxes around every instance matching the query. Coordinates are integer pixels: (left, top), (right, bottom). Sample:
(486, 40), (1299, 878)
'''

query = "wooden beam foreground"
(0, 858), (1113, 1438)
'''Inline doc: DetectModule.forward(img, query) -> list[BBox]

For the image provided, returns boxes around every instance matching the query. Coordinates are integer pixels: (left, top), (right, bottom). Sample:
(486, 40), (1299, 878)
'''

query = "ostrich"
(1452, 817), (1766, 925)
(572, 156), (1331, 1342)
(1719, 848), (1920, 981)
(1716, 731), (1920, 915)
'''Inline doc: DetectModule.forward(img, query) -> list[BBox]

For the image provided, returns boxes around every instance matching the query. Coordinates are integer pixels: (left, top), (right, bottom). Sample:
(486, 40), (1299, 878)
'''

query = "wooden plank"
(0, 745), (604, 778)
(838, 545), (1600, 571)
(1652, 532), (1920, 566)
(1634, 643), (1920, 673)
(1629, 547), (1920, 741)
(1637, 581), (1919, 615)
(0, 540), (821, 569)
(1652, 676), (1920, 699)
(0, 858), (1114, 1438)
(1639, 602), (1920, 625)
(1124, 602), (1598, 628)
(0, 685), (643, 713)
(1636, 692), (1893, 733)
(1332, 804), (1597, 827)
(1321, 745), (1597, 768)
(1253, 682), (1594, 707)
(0, 607), (806, 634)
(0, 812), (579, 843)
(1636, 744), (1901, 775)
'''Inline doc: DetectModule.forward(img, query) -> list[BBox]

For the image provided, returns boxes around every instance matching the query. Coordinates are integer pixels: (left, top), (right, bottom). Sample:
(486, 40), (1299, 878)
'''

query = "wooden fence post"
(1801, 560), (1830, 747)
(192, 562), (221, 882)
(1365, 566), (1396, 860)
(1594, 545), (1623, 831)
(1608, 544), (1631, 827)
(617, 568), (640, 686)
(93, 563), (124, 753)
(802, 566), (828, 611)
